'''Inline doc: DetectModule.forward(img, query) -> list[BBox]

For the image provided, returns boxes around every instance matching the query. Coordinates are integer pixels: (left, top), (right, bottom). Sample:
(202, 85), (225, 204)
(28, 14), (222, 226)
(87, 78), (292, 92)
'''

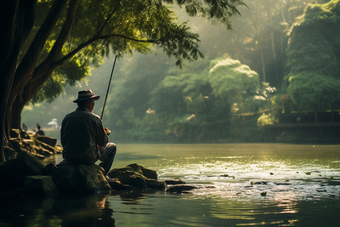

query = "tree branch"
(12, 0), (68, 99)
(32, 0), (77, 80)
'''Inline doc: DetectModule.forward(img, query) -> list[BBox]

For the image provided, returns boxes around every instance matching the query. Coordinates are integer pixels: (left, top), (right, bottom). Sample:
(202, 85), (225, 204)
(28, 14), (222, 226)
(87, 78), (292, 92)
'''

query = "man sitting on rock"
(60, 89), (116, 176)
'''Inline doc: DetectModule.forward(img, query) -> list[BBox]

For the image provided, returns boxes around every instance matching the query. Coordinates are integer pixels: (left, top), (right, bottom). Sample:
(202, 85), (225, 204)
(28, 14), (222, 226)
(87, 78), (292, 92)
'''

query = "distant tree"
(0, 0), (246, 162)
(148, 57), (269, 141)
(286, 0), (340, 122)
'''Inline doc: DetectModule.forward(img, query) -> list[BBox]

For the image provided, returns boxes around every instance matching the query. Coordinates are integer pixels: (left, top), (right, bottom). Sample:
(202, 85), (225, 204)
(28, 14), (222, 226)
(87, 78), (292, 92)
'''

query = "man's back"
(61, 106), (108, 164)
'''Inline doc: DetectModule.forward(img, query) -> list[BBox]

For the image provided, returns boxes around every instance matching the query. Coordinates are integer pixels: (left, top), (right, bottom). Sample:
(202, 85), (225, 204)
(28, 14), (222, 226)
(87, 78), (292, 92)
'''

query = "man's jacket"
(61, 106), (108, 164)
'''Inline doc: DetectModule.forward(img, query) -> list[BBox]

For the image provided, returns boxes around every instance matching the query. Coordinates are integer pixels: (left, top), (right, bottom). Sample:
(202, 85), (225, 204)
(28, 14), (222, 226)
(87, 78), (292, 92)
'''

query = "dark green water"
(1, 143), (340, 226)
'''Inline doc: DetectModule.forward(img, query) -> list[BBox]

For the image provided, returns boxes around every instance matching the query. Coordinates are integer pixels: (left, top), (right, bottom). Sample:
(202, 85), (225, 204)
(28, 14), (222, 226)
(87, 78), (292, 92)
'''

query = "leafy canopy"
(286, 0), (340, 108)
(28, 0), (245, 104)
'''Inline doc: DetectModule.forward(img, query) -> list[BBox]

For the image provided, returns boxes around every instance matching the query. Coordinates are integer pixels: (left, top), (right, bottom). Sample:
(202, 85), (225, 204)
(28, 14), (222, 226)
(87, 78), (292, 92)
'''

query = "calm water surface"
(1, 143), (340, 227)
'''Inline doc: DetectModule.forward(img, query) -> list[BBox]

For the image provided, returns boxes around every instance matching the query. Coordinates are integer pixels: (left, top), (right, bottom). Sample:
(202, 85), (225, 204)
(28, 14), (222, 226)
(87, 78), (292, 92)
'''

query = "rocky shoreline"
(1, 129), (200, 197)
(0, 150), (201, 197)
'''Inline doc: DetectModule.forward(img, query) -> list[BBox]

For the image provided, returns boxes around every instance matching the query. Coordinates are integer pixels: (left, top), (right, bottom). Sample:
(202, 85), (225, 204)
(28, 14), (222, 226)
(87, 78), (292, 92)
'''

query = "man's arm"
(96, 118), (109, 148)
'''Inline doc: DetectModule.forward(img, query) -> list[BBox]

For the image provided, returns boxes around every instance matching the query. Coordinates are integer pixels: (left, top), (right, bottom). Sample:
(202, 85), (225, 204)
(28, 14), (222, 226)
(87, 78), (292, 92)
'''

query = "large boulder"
(0, 151), (45, 188)
(108, 163), (165, 189)
(141, 166), (157, 180)
(146, 178), (166, 189)
(107, 178), (137, 190)
(107, 163), (143, 178)
(52, 163), (111, 194)
(108, 163), (157, 180)
(23, 176), (58, 196)
(118, 171), (148, 189)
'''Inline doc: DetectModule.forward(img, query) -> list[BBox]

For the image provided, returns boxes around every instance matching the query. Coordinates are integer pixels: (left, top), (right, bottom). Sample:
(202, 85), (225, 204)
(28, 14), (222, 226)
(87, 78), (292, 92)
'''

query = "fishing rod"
(101, 55), (118, 120)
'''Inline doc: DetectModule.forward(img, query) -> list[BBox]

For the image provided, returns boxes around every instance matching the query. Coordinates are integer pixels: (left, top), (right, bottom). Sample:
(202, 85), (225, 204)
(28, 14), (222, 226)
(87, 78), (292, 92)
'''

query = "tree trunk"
(258, 41), (266, 82)
(267, 9), (279, 86)
(7, 0), (73, 135)
(248, 13), (266, 82)
(10, 96), (26, 130)
(0, 0), (37, 163)
(281, 0), (286, 22)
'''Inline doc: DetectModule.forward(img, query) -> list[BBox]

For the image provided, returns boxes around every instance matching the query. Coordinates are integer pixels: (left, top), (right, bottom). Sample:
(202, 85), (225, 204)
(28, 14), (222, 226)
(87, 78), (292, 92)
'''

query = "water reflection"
(54, 194), (115, 227)
(0, 194), (115, 227)
(2, 143), (340, 226)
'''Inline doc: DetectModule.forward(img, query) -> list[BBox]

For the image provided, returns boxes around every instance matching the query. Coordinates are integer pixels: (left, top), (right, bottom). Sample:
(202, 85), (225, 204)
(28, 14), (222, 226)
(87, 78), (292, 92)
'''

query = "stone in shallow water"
(146, 178), (166, 189)
(251, 181), (269, 185)
(44, 163), (58, 175)
(108, 163), (157, 179)
(0, 151), (45, 187)
(52, 163), (111, 194)
(166, 184), (198, 193)
(108, 163), (164, 189)
(107, 178), (137, 190)
(165, 179), (186, 185)
(118, 171), (148, 189)
(23, 176), (58, 196)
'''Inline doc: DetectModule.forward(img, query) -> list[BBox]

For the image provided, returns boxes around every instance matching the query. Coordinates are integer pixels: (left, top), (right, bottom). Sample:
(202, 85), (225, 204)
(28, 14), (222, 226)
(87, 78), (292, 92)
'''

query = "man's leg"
(99, 142), (117, 175)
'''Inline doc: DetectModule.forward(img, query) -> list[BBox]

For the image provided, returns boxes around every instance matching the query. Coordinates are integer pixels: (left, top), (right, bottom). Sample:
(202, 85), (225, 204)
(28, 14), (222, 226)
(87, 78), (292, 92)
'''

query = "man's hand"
(97, 145), (105, 151)
(105, 127), (111, 135)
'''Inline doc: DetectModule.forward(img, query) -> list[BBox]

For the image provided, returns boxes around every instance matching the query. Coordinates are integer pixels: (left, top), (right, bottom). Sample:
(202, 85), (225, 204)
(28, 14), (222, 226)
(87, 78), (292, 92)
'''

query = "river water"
(1, 143), (340, 226)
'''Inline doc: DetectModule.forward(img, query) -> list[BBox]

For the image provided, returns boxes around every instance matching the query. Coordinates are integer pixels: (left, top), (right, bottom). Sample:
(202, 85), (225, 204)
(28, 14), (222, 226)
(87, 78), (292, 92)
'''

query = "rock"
(52, 163), (111, 194)
(118, 171), (148, 189)
(23, 176), (58, 196)
(165, 179), (186, 185)
(0, 151), (45, 187)
(107, 178), (137, 190)
(140, 166), (157, 180)
(44, 163), (58, 175)
(274, 182), (291, 185)
(328, 180), (340, 186)
(166, 184), (198, 193)
(251, 181), (269, 185)
(4, 146), (17, 161)
(108, 163), (164, 190)
(108, 166), (135, 178)
(261, 192), (267, 196)
(35, 136), (57, 148)
(205, 185), (216, 189)
(146, 179), (166, 189)
(108, 163), (157, 179)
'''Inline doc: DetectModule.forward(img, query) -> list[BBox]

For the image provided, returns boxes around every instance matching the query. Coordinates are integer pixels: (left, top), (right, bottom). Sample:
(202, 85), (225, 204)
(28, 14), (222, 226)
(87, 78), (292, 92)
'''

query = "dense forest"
(22, 0), (340, 143)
